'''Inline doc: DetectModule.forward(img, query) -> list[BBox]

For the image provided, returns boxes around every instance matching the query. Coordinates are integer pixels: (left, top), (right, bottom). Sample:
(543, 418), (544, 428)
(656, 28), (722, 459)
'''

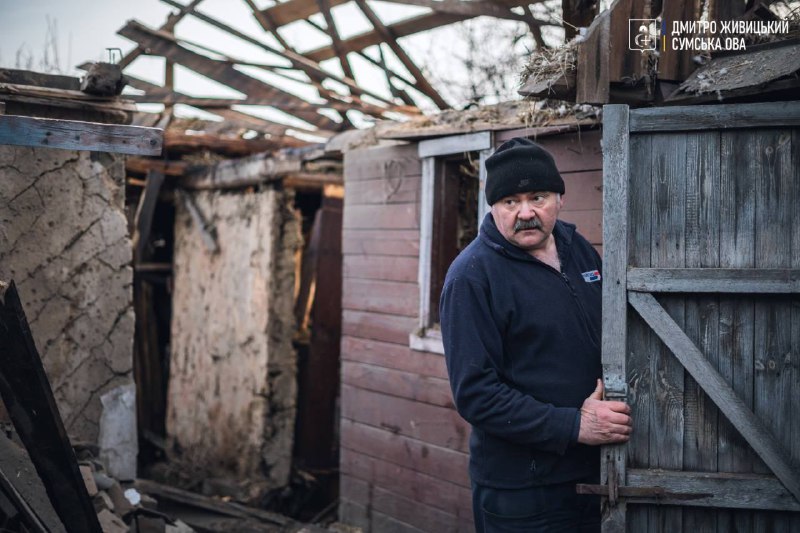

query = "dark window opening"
(429, 153), (480, 325)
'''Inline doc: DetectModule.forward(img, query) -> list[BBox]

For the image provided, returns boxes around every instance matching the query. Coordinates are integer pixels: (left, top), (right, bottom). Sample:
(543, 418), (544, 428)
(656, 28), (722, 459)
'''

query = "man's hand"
(577, 379), (632, 445)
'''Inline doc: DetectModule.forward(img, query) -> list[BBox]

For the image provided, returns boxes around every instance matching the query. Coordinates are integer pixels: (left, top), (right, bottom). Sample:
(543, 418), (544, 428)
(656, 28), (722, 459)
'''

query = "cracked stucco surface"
(0, 147), (134, 443)
(168, 188), (298, 489)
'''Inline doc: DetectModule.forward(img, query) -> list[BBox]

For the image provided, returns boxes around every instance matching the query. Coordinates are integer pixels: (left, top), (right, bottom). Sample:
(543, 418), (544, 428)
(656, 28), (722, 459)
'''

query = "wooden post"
(601, 104), (630, 532)
(0, 281), (103, 533)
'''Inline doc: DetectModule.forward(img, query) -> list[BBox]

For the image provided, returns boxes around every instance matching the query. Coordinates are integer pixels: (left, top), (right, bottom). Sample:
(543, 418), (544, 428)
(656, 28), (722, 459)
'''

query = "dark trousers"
(471, 477), (600, 533)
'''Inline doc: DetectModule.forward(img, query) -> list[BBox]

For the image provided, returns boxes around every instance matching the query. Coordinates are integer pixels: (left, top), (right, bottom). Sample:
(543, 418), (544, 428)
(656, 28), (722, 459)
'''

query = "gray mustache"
(514, 218), (542, 232)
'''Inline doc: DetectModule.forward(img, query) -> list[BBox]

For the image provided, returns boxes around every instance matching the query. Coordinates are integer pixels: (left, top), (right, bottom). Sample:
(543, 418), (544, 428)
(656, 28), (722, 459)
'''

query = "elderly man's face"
(491, 191), (563, 252)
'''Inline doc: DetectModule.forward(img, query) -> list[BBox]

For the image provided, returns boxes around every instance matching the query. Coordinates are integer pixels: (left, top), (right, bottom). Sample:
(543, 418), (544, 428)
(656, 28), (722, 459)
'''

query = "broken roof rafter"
(158, 0), (409, 114)
(126, 73), (323, 138)
(119, 19), (343, 131)
(353, 0), (450, 109)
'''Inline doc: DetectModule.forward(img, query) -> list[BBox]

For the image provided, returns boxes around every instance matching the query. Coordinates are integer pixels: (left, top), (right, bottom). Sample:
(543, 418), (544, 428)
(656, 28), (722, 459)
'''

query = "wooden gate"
(597, 102), (800, 532)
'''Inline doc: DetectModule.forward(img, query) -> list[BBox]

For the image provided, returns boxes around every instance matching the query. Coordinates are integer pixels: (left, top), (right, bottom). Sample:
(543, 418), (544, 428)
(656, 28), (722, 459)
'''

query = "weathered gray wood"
(625, 131), (652, 533)
(792, 130), (800, 533)
(625, 470), (800, 512)
(681, 131), (720, 533)
(752, 129), (795, 533)
(0, 114), (162, 155)
(626, 268), (800, 293)
(629, 101), (800, 132)
(717, 129), (757, 532)
(182, 151), (304, 190)
(600, 104), (628, 533)
(648, 132), (686, 532)
(417, 131), (491, 158)
(628, 292), (800, 506)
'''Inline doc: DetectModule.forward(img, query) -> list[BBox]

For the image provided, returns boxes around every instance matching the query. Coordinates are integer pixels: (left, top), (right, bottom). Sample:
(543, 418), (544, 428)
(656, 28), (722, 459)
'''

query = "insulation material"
(0, 146), (134, 444)
(168, 187), (299, 490)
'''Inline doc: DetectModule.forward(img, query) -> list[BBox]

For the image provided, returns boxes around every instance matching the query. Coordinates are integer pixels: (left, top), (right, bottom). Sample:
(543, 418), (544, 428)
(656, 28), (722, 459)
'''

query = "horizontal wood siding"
(340, 144), (471, 532)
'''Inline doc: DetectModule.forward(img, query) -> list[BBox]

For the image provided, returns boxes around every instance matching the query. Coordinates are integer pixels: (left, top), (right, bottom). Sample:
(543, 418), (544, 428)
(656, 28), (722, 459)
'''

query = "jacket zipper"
(559, 271), (601, 350)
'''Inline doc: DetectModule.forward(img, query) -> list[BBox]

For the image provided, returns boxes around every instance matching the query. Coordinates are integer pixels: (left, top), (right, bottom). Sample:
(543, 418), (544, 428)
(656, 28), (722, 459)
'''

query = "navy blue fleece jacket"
(440, 213), (602, 488)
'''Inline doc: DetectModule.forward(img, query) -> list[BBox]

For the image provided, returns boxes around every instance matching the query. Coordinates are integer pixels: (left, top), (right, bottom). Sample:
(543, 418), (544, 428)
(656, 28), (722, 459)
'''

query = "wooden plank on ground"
(628, 292), (800, 505)
(0, 281), (102, 533)
(0, 114), (162, 155)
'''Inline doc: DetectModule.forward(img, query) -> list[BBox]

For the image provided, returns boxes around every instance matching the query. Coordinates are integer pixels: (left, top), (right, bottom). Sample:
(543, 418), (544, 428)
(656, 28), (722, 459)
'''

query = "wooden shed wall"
(339, 130), (604, 532)
(340, 143), (473, 532)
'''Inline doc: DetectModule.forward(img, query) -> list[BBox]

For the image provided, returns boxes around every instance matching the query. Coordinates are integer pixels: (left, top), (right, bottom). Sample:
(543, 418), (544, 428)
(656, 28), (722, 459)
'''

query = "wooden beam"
(164, 130), (286, 156)
(125, 73), (320, 138)
(133, 170), (166, 261)
(628, 291), (800, 505)
(0, 114), (162, 155)
(353, 0), (449, 109)
(181, 151), (303, 190)
(375, 0), (528, 20)
(600, 103), (629, 532)
(117, 0), (206, 69)
(627, 268), (800, 293)
(127, 157), (189, 176)
(629, 101), (800, 132)
(118, 20), (341, 131)
(260, 0), (349, 27)
(157, 0), (402, 111)
(625, 469), (800, 512)
(316, 0), (356, 80)
(304, 11), (469, 63)
(0, 281), (103, 533)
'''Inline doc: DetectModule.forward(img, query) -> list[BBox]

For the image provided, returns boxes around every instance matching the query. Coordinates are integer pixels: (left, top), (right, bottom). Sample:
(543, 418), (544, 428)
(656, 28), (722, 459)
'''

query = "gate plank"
(628, 292), (800, 506)
(626, 268), (800, 293)
(682, 131), (720, 533)
(628, 101), (800, 132)
(649, 132), (686, 533)
(626, 131), (653, 533)
(600, 104), (629, 533)
(626, 470), (800, 512)
(752, 129), (795, 533)
(717, 129), (758, 531)
(792, 130), (800, 533)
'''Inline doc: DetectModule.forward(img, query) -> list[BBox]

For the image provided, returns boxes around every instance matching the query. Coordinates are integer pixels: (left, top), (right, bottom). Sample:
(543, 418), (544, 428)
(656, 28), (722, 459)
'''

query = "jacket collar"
(479, 212), (575, 264)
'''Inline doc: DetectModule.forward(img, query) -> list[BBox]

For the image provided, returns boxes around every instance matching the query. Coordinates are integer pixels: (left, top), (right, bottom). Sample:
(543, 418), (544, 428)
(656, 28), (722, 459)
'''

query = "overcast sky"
(0, 1), (556, 127)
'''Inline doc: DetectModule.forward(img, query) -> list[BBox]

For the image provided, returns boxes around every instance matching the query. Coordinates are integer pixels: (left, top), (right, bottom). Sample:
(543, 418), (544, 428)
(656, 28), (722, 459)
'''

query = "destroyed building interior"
(0, 0), (799, 532)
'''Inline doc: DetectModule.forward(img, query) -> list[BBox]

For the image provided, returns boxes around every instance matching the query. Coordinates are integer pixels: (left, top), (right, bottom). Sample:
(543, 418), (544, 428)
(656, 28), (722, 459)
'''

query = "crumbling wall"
(168, 187), (299, 492)
(0, 147), (134, 444)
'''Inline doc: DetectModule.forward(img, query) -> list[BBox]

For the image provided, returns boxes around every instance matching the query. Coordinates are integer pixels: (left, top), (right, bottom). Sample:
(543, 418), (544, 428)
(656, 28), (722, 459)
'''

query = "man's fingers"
(606, 411), (632, 426)
(604, 400), (631, 414)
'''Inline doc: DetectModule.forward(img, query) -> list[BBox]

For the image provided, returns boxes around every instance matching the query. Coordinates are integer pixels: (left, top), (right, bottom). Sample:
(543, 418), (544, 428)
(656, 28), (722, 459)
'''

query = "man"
(440, 137), (632, 532)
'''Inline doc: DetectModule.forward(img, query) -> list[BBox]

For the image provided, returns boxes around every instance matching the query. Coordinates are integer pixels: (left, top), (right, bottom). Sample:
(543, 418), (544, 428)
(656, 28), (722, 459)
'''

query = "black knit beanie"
(484, 137), (564, 205)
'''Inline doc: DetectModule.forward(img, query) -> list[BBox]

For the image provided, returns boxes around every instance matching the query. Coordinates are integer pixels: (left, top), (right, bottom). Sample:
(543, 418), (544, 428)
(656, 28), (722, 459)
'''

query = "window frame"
(410, 131), (493, 355)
